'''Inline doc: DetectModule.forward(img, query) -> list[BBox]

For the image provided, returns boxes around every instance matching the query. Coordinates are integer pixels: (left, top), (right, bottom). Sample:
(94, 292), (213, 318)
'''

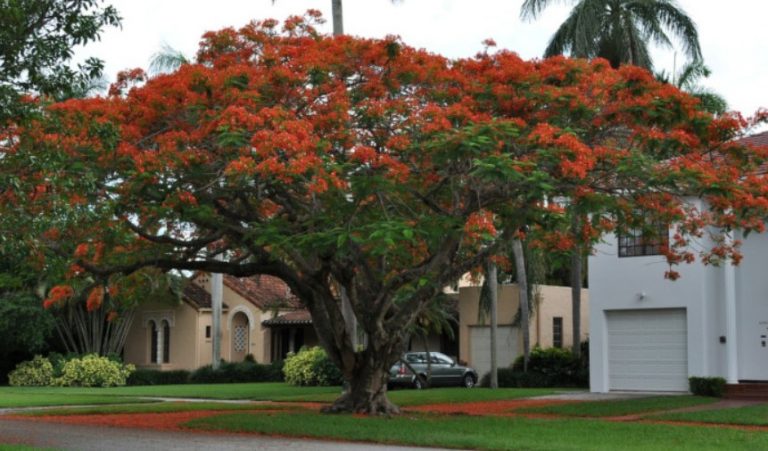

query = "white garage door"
(607, 309), (688, 391)
(470, 325), (519, 379)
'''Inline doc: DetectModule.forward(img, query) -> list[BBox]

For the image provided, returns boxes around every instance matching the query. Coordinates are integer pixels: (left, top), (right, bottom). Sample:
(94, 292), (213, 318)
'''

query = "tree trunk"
(570, 214), (582, 358)
(331, 0), (344, 36)
(322, 349), (400, 415)
(512, 238), (530, 372)
(488, 260), (498, 389)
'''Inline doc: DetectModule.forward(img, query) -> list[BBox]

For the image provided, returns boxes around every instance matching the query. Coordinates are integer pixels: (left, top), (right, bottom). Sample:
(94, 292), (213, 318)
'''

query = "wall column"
(724, 231), (739, 384)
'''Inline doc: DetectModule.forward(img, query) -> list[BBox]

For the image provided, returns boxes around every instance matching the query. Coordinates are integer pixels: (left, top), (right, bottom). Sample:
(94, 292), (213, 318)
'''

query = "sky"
(77, 0), (767, 123)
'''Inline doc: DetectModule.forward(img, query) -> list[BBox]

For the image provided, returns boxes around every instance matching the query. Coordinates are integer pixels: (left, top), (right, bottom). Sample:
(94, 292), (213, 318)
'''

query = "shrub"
(689, 376), (726, 397)
(509, 346), (587, 387)
(8, 355), (55, 386)
(480, 368), (553, 388)
(127, 369), (191, 386)
(188, 360), (283, 384)
(54, 354), (134, 387)
(282, 346), (343, 386)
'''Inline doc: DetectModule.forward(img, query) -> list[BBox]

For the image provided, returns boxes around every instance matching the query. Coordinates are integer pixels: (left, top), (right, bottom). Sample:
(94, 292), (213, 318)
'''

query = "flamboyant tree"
(4, 12), (768, 413)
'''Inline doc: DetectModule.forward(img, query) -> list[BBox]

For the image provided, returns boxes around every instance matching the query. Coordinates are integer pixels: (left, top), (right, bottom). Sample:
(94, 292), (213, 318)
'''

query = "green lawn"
(654, 402), (768, 425)
(186, 411), (768, 451)
(517, 396), (717, 417)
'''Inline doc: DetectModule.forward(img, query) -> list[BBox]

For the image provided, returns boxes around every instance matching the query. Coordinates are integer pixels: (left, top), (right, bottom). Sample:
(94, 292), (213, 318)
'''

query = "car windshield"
(406, 352), (453, 365)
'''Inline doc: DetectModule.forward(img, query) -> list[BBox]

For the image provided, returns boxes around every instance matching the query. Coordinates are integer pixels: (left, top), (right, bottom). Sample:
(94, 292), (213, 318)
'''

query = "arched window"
(161, 320), (171, 364)
(149, 320), (158, 364)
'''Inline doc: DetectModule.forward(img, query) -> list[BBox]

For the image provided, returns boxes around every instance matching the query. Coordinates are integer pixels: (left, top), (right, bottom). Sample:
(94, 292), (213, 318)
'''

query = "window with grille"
(553, 317), (563, 349)
(234, 325), (248, 352)
(618, 217), (668, 257)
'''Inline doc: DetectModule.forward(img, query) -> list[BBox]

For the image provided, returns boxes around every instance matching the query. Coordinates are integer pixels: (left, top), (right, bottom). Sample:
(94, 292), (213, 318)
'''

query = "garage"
(606, 308), (688, 391)
(469, 325), (518, 379)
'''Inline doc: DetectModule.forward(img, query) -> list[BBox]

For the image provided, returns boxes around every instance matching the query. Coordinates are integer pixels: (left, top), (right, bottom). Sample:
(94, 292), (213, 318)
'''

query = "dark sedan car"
(389, 351), (477, 389)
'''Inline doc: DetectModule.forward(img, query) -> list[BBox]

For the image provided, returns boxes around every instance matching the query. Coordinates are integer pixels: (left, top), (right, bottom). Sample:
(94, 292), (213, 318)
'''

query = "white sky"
(78, 0), (767, 120)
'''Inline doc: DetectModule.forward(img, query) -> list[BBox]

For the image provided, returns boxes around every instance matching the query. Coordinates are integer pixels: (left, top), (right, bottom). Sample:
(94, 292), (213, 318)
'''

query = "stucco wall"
(458, 284), (589, 370)
(587, 204), (730, 392)
(123, 299), (200, 371)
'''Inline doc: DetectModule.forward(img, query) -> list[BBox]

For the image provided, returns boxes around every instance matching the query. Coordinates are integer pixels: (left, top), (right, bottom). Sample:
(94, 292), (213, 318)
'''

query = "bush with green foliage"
(8, 355), (55, 386)
(188, 360), (283, 384)
(127, 369), (191, 386)
(283, 346), (343, 386)
(54, 354), (134, 387)
(480, 345), (588, 388)
(689, 376), (726, 397)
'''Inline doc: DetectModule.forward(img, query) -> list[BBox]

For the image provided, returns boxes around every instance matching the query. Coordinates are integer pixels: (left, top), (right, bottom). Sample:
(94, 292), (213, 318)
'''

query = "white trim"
(228, 305), (256, 331)
(724, 231), (739, 384)
(141, 310), (175, 328)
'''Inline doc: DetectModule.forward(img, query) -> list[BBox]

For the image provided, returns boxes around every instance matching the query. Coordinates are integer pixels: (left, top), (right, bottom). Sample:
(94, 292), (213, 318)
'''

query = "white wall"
(588, 207), (728, 391)
(734, 230), (768, 380)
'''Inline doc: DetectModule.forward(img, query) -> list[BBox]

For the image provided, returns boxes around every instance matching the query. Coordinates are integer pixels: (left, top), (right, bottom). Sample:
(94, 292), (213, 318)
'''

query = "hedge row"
(126, 360), (284, 385)
(480, 346), (589, 388)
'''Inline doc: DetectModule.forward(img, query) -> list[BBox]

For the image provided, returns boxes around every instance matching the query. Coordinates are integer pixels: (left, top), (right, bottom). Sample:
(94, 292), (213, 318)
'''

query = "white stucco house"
(589, 132), (768, 393)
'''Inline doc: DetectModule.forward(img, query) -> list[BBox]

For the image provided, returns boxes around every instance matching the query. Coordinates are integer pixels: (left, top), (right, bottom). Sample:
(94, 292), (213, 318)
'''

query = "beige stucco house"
(457, 284), (589, 378)
(123, 274), (317, 370)
(124, 273), (587, 376)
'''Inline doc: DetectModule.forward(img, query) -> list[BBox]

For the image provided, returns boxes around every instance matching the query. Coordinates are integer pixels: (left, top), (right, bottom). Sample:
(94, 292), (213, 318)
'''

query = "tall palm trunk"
(331, 0), (343, 35)
(488, 260), (498, 388)
(570, 214), (582, 358)
(512, 238), (530, 372)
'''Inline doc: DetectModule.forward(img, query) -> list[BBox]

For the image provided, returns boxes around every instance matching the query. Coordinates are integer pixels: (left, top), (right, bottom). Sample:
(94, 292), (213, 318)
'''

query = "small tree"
(0, 0), (120, 125)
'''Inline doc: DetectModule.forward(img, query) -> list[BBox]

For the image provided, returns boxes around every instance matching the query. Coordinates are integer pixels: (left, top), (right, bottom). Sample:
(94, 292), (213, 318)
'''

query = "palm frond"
(521, 0), (571, 21)
(149, 43), (190, 76)
(647, 0), (703, 62)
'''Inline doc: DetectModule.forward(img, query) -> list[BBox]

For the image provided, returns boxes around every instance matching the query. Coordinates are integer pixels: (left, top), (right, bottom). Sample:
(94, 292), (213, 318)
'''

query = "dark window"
(162, 320), (170, 364)
(205, 325), (211, 339)
(553, 317), (563, 348)
(618, 217), (668, 257)
(149, 320), (158, 363)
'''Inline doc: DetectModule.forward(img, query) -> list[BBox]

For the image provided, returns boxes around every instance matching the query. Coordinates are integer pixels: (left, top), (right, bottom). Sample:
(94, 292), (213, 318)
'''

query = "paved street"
(0, 417), (452, 451)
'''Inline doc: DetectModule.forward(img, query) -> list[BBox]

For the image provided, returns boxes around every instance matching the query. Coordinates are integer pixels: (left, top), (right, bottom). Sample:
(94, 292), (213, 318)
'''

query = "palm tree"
(512, 238), (531, 372)
(520, 0), (702, 70)
(149, 43), (190, 75)
(657, 60), (727, 115)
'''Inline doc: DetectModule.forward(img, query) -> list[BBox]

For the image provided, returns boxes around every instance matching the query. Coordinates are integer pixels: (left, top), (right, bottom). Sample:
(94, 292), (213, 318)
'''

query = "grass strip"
(654, 402), (768, 425)
(517, 396), (717, 417)
(0, 383), (338, 402)
(0, 393), (154, 409)
(185, 411), (768, 451)
(0, 446), (53, 451)
(18, 401), (301, 417)
(0, 384), (564, 406)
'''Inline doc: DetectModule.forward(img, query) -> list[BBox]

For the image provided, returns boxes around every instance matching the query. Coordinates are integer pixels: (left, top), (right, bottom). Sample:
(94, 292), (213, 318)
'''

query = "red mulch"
(7, 410), (249, 431)
(5, 402), (324, 432)
(405, 399), (575, 416)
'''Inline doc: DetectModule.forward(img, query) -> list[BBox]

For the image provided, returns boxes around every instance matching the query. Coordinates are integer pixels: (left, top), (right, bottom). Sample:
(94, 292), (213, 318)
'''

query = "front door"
(738, 316), (768, 381)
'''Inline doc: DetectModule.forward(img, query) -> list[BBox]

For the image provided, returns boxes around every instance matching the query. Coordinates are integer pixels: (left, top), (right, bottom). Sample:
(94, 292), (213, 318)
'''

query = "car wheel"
(413, 375), (427, 390)
(462, 374), (475, 388)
